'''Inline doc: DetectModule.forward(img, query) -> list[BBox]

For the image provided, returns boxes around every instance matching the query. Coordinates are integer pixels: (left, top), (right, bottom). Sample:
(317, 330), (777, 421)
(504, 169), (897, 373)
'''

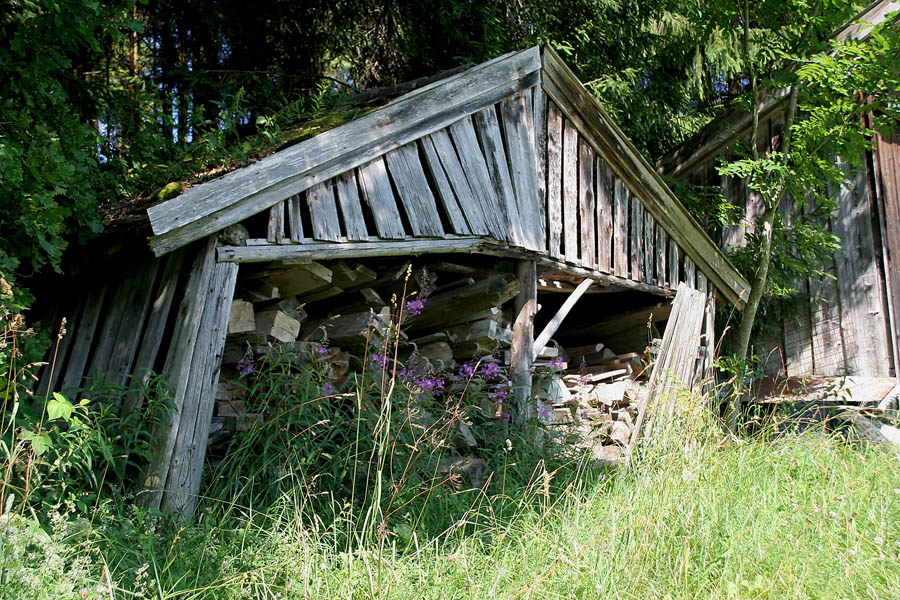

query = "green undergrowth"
(3, 418), (898, 599)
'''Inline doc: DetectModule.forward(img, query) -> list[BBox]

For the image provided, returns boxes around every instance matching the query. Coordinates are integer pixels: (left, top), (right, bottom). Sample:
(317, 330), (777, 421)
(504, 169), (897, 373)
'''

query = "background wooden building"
(660, 1), (900, 379)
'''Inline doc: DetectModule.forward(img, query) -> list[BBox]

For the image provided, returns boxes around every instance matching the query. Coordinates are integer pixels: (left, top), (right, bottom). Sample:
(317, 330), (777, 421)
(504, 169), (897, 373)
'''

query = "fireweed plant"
(203, 277), (546, 548)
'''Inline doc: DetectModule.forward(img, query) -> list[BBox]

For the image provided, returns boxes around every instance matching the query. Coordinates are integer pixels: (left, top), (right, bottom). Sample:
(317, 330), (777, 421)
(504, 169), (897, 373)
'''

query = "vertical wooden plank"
(423, 130), (487, 235)
(532, 82), (547, 247)
(449, 117), (509, 241)
(613, 179), (628, 277)
(874, 133), (900, 374)
(335, 172), (369, 240)
(669, 240), (680, 288)
(630, 194), (643, 281)
(562, 120), (579, 262)
(658, 227), (668, 289)
(644, 210), (654, 284)
(419, 136), (471, 235)
(103, 260), (161, 391)
(546, 104), (564, 258)
(595, 156), (613, 273)
(684, 255), (696, 288)
(139, 237), (218, 511)
(357, 158), (406, 239)
(474, 105), (522, 245)
(306, 181), (343, 241)
(267, 201), (285, 244)
(578, 139), (596, 268)
(383, 144), (444, 237)
(162, 259), (239, 518)
(784, 279), (815, 376)
(830, 160), (892, 376)
(59, 286), (107, 394)
(35, 300), (83, 398)
(85, 277), (139, 387)
(286, 195), (304, 242)
(511, 261), (536, 421)
(125, 249), (186, 414)
(500, 92), (545, 251)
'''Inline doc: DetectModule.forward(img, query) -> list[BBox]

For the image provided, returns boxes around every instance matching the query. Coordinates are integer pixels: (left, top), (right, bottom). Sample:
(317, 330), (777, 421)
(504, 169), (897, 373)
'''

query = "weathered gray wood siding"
(673, 110), (896, 378)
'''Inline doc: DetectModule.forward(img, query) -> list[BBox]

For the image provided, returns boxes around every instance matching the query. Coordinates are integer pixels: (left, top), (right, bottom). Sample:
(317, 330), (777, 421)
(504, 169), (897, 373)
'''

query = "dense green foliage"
(4, 0), (853, 309)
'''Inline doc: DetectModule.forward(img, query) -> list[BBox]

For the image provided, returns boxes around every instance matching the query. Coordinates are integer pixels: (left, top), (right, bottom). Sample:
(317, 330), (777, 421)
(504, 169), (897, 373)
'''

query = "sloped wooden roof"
(146, 46), (750, 307)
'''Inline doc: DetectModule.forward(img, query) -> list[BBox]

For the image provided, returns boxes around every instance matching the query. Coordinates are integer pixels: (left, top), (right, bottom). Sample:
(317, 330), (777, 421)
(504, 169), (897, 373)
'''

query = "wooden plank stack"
(211, 257), (522, 440)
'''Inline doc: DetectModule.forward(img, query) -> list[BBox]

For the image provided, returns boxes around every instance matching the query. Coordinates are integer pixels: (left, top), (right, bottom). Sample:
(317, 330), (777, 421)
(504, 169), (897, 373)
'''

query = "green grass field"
(4, 420), (898, 600)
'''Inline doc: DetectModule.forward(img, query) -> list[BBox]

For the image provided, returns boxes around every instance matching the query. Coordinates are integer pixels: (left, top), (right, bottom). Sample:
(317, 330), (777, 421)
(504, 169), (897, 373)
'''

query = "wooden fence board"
(546, 104), (564, 258)
(500, 91), (545, 251)
(595, 156), (613, 273)
(449, 117), (509, 240)
(562, 120), (579, 262)
(613, 179), (628, 277)
(425, 129), (489, 235)
(306, 181), (343, 241)
(578, 139), (596, 268)
(420, 135), (471, 235)
(335, 172), (369, 240)
(357, 158), (406, 239)
(384, 144), (444, 237)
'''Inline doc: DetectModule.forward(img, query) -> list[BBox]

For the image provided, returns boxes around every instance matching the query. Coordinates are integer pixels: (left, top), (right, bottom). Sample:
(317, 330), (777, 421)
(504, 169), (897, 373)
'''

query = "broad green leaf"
(47, 392), (74, 422)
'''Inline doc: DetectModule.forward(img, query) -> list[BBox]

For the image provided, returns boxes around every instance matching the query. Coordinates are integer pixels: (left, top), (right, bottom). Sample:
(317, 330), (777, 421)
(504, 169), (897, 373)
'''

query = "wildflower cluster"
(404, 298), (426, 317)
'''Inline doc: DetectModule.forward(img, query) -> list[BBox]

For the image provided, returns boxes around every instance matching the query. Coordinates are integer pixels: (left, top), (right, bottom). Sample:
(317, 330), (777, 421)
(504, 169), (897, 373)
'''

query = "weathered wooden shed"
(37, 46), (749, 516)
(659, 1), (900, 379)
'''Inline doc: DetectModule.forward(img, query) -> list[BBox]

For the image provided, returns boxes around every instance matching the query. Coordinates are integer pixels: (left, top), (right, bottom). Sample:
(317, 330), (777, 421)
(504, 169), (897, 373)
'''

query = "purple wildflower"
(549, 356), (564, 371)
(416, 375), (445, 393)
(491, 388), (508, 403)
(580, 410), (590, 421)
(537, 404), (551, 420)
(457, 363), (475, 380)
(480, 362), (501, 381)
(237, 356), (255, 376)
(315, 345), (329, 356)
(369, 353), (389, 368)
(404, 298), (426, 317)
(321, 382), (336, 395)
(578, 374), (587, 385)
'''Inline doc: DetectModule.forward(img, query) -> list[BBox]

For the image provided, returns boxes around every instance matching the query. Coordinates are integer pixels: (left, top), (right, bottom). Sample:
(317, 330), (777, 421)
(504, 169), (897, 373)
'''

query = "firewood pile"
(534, 340), (656, 461)
(211, 257), (522, 442)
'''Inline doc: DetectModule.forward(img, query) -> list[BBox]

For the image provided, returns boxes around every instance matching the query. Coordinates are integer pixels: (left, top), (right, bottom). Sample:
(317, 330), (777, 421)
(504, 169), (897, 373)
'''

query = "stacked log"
(213, 257), (520, 441)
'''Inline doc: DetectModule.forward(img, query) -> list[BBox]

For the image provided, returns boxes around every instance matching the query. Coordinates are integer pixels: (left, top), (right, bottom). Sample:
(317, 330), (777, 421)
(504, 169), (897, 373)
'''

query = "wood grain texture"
(643, 209), (654, 284)
(424, 129), (490, 235)
(449, 116), (509, 240)
(306, 181), (343, 241)
(578, 138), (596, 268)
(383, 143), (444, 237)
(546, 103), (564, 258)
(474, 105), (522, 244)
(140, 237), (218, 511)
(830, 161), (891, 376)
(357, 158), (406, 239)
(595, 156), (613, 272)
(511, 260), (537, 415)
(267, 201), (286, 243)
(162, 260), (238, 518)
(500, 91), (545, 251)
(335, 172), (369, 240)
(562, 120), (579, 262)
(59, 286), (107, 394)
(630, 194), (643, 281)
(287, 195), (304, 242)
(613, 179), (628, 278)
(420, 135), (471, 235)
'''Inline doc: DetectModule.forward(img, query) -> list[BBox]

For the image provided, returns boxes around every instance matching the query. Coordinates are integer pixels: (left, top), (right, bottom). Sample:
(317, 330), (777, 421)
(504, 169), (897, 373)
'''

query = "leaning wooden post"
(510, 260), (537, 421)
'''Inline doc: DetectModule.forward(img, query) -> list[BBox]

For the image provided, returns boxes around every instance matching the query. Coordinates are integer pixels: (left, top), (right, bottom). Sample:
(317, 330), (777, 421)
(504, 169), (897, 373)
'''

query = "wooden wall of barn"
(679, 111), (897, 378)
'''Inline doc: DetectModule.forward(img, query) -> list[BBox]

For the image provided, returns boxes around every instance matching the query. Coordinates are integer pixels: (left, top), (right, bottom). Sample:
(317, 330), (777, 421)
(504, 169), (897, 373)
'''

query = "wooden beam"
(532, 278), (593, 360)
(217, 236), (506, 263)
(147, 48), (541, 255)
(511, 261), (537, 418)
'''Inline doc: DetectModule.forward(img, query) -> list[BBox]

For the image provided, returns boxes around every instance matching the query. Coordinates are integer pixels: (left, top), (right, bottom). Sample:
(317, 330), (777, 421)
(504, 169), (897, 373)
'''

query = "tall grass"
(4, 411), (898, 599)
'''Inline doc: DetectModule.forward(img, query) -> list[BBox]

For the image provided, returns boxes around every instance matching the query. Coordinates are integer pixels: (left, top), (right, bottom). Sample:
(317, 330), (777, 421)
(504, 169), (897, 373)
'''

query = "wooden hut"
(659, 1), (900, 379)
(37, 46), (749, 516)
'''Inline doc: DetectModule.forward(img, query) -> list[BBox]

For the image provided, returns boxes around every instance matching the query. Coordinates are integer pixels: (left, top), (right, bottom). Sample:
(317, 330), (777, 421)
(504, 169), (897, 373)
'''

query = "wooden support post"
(532, 278), (593, 360)
(510, 261), (537, 420)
